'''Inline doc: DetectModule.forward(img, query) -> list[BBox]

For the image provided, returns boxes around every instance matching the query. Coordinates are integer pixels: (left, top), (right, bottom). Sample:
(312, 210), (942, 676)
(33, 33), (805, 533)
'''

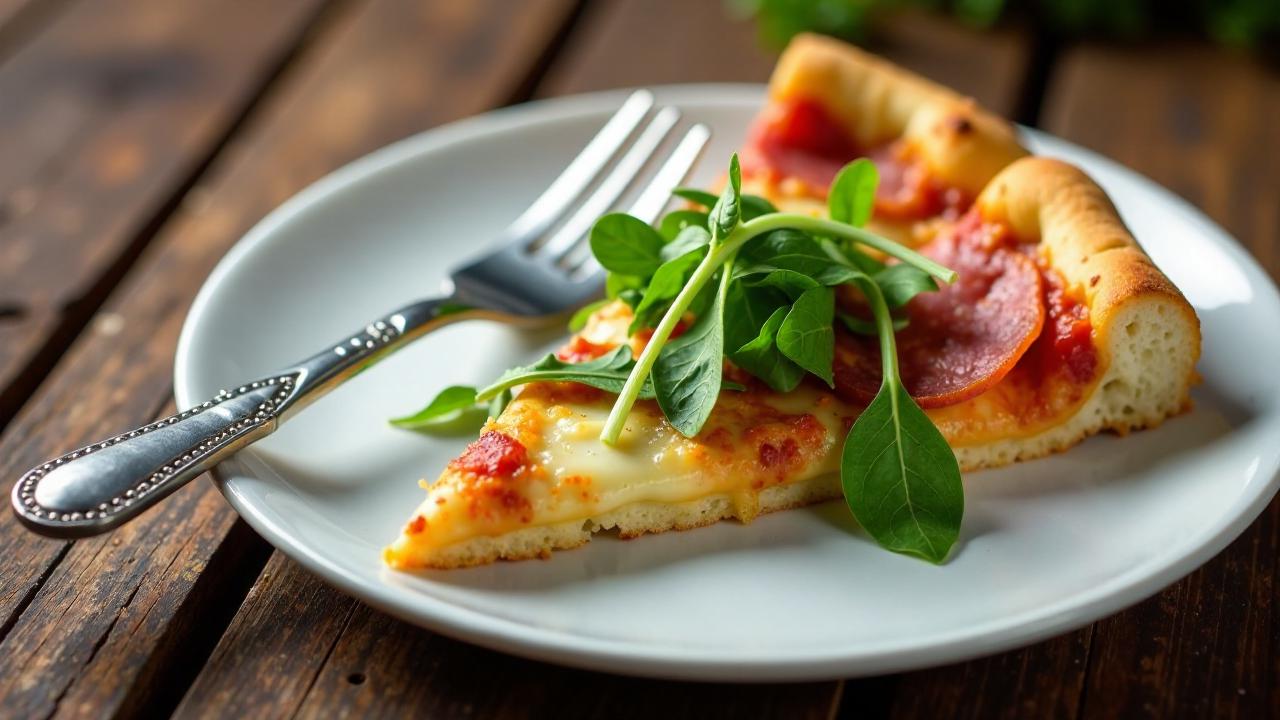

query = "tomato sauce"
(1036, 264), (1098, 383)
(450, 431), (529, 478)
(741, 96), (969, 220)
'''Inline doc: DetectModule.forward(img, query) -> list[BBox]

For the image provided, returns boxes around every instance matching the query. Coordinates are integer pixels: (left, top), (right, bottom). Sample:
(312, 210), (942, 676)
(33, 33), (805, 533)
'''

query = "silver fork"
(12, 90), (711, 538)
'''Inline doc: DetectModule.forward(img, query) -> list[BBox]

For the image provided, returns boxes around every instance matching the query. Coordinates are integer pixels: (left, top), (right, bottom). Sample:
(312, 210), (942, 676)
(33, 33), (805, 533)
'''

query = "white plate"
(174, 85), (1280, 681)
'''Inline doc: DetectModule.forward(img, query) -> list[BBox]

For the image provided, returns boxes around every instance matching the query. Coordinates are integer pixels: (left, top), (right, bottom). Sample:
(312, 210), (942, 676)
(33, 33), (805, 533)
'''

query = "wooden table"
(0, 1), (1276, 717)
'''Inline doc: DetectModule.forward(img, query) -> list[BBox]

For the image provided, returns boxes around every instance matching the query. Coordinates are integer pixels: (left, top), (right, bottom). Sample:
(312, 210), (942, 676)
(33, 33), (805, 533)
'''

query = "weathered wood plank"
(0, 401), (271, 719)
(1037, 41), (1280, 719)
(0, 0), (580, 716)
(180, 555), (838, 720)
(537, 3), (1030, 118)
(0, 0), (332, 665)
(0, 0), (332, 423)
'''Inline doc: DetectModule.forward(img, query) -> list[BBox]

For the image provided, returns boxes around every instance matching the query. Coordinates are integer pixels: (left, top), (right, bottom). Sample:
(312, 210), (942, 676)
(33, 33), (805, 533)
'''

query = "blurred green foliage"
(730, 0), (1280, 50)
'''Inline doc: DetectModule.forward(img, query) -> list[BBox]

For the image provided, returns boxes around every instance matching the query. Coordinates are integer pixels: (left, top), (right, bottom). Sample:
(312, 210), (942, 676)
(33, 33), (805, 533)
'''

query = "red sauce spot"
(758, 438), (799, 468)
(634, 319), (689, 348)
(406, 515), (426, 534)
(1042, 269), (1097, 382)
(556, 336), (613, 363)
(741, 97), (970, 220)
(868, 144), (970, 221)
(742, 97), (860, 187)
(450, 431), (529, 478)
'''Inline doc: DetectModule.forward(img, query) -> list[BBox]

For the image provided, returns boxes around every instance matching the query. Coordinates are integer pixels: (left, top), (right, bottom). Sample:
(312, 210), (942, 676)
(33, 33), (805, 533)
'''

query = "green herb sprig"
(393, 154), (966, 563)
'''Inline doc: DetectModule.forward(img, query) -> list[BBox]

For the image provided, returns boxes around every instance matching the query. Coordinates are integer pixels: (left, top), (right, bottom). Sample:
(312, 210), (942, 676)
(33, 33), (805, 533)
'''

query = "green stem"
(743, 214), (957, 283)
(855, 277), (900, 381)
(600, 246), (727, 444)
(598, 212), (944, 445)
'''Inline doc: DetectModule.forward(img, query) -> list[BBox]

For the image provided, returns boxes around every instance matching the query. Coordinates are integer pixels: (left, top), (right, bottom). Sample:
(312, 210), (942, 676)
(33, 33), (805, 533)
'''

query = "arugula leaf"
(630, 246), (707, 332)
(776, 286), (836, 386)
(674, 187), (775, 221)
(476, 346), (655, 400)
(590, 213), (666, 275)
(828, 158), (878, 227)
(820, 237), (885, 275)
(730, 306), (806, 392)
(741, 194), (779, 221)
(839, 312), (907, 335)
(389, 385), (478, 429)
(840, 278), (963, 563)
(651, 263), (731, 437)
(660, 225), (711, 262)
(568, 298), (612, 332)
(875, 263), (938, 309)
(743, 268), (821, 300)
(723, 281), (788, 354)
(841, 381), (963, 563)
(708, 154), (742, 240)
(606, 271), (643, 299)
(672, 187), (718, 208)
(486, 388), (513, 418)
(660, 210), (710, 242)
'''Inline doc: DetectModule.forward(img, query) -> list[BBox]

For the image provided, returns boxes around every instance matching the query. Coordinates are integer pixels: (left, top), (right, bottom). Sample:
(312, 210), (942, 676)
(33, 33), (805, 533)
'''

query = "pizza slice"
(383, 39), (1200, 570)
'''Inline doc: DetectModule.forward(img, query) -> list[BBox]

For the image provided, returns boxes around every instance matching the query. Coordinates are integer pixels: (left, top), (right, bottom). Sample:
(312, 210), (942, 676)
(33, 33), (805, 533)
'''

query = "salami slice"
(834, 214), (1045, 408)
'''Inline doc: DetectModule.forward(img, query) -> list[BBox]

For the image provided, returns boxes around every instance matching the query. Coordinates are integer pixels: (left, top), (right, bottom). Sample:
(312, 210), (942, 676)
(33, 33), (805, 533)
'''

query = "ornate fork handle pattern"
(11, 297), (474, 538)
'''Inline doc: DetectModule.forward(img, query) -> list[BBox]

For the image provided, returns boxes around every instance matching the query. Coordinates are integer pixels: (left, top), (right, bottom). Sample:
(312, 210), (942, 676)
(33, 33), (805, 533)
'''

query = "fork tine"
(537, 107), (680, 259)
(567, 122), (712, 279)
(628, 122), (712, 224)
(499, 90), (654, 245)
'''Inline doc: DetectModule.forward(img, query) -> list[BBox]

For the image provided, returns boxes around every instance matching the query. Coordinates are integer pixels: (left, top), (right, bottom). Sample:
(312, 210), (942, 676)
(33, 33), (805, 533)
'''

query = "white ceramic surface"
(174, 85), (1280, 681)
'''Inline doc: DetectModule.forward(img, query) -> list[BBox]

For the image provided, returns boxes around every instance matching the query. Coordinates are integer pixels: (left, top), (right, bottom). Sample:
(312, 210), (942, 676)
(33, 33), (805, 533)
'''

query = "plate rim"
(174, 83), (1280, 681)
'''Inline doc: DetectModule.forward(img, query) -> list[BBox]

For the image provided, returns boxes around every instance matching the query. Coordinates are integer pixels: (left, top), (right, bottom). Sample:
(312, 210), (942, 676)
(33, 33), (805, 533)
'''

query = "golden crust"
(976, 156), (1201, 381)
(768, 33), (1027, 196)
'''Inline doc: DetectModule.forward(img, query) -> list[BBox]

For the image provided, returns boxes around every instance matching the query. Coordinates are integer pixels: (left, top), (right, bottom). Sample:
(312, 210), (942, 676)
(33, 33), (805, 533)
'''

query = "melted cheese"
(391, 381), (852, 556)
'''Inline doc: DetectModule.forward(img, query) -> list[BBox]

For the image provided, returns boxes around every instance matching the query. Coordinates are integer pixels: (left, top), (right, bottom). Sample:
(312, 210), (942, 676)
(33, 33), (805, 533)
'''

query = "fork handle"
(11, 296), (483, 538)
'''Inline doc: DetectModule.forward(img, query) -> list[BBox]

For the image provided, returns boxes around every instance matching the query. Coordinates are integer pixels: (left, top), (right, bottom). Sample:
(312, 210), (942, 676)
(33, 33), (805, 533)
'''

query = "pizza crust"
(767, 33), (1027, 196)
(384, 473), (843, 570)
(951, 157), (1201, 469)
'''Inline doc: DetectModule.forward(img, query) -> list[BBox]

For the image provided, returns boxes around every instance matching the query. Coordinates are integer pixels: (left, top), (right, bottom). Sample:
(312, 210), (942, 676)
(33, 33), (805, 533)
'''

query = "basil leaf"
(776, 286), (835, 386)
(476, 346), (655, 400)
(568, 298), (611, 332)
(389, 385), (478, 428)
(630, 246), (707, 332)
(590, 213), (666, 275)
(660, 225), (711, 262)
(708, 154), (742, 240)
(671, 187), (718, 208)
(829, 158), (879, 227)
(660, 210), (710, 242)
(875, 264), (938, 309)
(741, 193), (779, 220)
(730, 306), (806, 392)
(841, 379), (963, 564)
(652, 285), (726, 437)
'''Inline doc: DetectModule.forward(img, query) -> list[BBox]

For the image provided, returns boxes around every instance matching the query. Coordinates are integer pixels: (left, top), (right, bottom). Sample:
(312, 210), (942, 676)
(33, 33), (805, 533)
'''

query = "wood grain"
(537, 2), (1030, 117)
(0, 402), (271, 719)
(178, 555), (839, 720)
(1038, 41), (1280, 719)
(0, 0), (331, 424)
(0, 0), (579, 717)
